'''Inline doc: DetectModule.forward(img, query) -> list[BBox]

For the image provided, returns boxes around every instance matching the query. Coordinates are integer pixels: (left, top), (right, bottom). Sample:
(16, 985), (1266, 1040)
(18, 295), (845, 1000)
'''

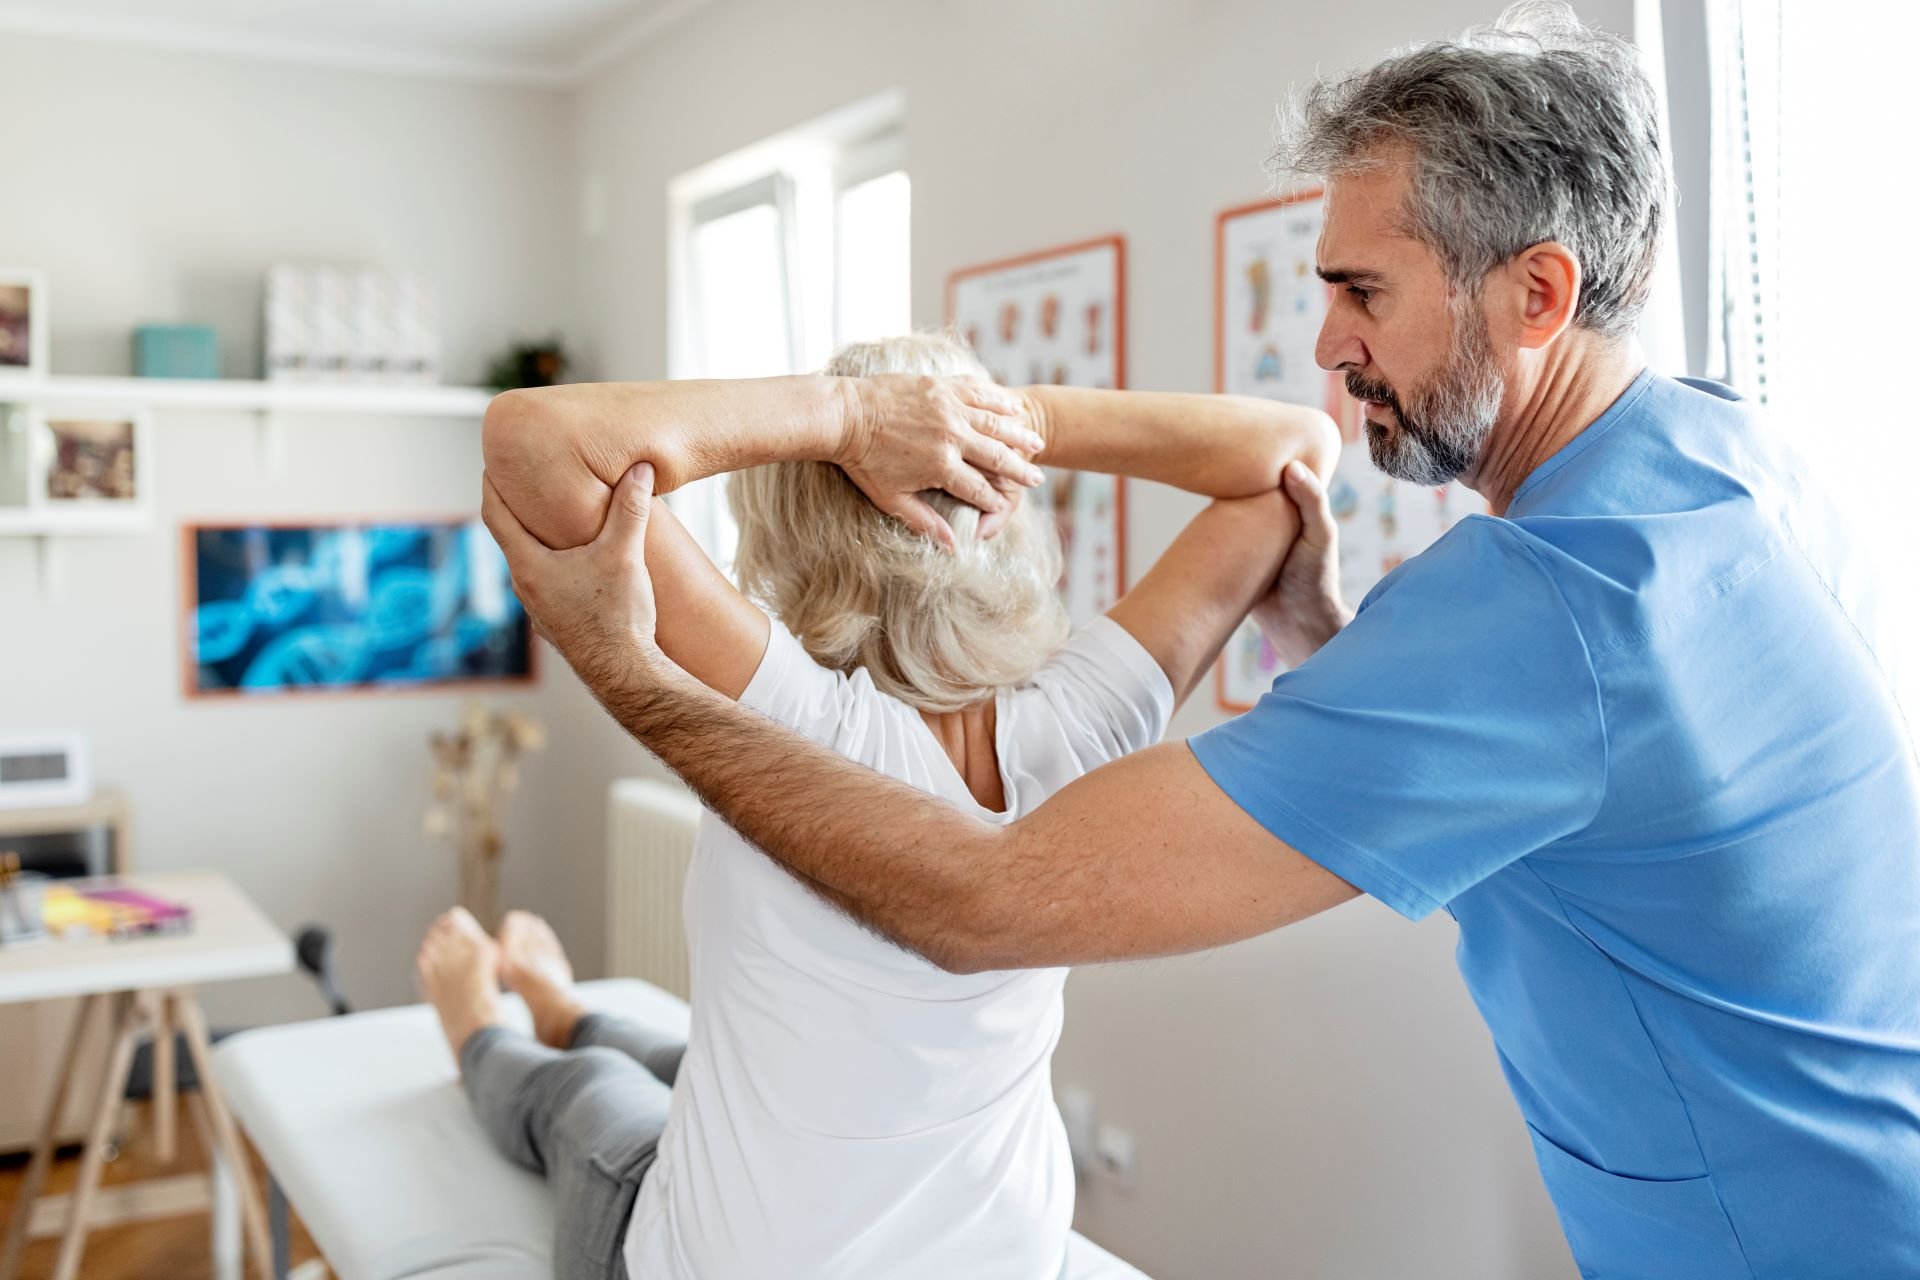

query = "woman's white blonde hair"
(727, 333), (1070, 713)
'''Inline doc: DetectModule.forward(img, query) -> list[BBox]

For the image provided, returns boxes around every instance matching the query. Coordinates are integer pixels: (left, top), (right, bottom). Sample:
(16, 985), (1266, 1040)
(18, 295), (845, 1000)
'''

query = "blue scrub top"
(1191, 370), (1920, 1278)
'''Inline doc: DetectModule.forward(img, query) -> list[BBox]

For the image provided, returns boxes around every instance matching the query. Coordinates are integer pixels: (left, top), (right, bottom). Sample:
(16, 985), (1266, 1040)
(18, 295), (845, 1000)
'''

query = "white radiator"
(606, 778), (702, 1000)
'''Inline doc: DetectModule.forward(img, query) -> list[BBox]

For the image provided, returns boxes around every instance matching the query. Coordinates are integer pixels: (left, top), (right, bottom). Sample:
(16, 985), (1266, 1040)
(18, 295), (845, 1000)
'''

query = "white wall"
(568, 1), (1639, 1275)
(0, 33), (649, 1022)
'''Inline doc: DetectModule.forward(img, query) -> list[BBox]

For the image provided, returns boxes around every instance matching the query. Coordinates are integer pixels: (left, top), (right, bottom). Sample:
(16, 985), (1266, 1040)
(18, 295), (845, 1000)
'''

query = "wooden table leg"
(192, 1093), (243, 1280)
(0, 991), (99, 1280)
(174, 990), (275, 1280)
(50, 991), (145, 1280)
(151, 989), (177, 1163)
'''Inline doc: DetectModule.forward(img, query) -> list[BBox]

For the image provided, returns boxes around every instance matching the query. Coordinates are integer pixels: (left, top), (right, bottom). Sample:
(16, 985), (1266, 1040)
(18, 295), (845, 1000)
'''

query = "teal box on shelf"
(134, 325), (220, 379)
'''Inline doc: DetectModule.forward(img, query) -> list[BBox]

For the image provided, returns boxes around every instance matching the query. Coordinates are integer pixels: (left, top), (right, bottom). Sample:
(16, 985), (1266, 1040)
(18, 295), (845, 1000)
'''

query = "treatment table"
(214, 978), (1151, 1279)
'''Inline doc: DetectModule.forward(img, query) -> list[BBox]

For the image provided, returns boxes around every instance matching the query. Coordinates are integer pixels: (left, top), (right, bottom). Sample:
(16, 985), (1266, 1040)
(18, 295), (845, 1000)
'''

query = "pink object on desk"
(79, 887), (194, 935)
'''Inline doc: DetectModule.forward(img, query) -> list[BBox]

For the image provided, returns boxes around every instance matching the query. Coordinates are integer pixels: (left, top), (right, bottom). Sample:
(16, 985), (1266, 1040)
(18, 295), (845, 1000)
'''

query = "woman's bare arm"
(482, 376), (1043, 553)
(1022, 386), (1339, 496)
(486, 467), (769, 699)
(1107, 480), (1305, 710)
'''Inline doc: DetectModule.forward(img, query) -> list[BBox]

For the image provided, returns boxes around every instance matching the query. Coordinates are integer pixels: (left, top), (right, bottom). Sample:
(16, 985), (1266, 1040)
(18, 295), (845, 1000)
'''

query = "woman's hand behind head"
(840, 374), (1047, 550)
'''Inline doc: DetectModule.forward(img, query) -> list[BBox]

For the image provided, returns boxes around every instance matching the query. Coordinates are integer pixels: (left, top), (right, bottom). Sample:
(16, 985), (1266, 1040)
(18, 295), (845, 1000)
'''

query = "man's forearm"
(1025, 386), (1337, 497)
(587, 654), (1012, 971)
(582, 649), (1355, 972)
(483, 377), (855, 548)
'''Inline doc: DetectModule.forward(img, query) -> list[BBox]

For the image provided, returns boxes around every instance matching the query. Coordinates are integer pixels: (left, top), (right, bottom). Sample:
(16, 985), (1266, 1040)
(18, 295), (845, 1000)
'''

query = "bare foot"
(498, 910), (586, 1049)
(416, 907), (501, 1059)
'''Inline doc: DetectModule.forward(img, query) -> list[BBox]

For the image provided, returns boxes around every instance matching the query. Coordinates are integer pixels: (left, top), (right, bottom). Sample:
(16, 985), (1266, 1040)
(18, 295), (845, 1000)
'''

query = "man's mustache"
(1345, 372), (1404, 426)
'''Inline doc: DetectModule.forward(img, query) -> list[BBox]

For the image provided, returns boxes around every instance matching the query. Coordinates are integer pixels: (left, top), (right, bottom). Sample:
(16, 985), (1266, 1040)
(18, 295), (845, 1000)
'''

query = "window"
(685, 176), (800, 381)
(1707, 0), (1918, 683)
(668, 95), (909, 565)
(833, 133), (911, 348)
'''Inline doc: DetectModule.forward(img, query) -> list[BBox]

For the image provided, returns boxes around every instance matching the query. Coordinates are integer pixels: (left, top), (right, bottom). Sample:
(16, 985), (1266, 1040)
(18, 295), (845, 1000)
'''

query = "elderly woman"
(417, 333), (1334, 1280)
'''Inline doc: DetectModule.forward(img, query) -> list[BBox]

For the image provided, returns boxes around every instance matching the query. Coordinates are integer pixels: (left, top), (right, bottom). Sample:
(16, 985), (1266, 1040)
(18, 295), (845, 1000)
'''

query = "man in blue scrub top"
(486, 9), (1920, 1278)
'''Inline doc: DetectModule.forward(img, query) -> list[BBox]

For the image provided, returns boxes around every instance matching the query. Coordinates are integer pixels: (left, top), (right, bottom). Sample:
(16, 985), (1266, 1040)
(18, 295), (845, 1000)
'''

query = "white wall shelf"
(0, 379), (498, 573)
(0, 376), (496, 418)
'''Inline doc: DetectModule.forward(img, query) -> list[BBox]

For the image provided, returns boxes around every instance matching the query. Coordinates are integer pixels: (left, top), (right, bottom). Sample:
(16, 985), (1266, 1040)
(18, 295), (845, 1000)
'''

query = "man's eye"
(1348, 285), (1374, 307)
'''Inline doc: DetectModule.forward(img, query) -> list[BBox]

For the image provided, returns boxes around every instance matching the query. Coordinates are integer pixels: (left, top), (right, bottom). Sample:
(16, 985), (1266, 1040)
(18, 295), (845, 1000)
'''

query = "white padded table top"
(216, 978), (1150, 1280)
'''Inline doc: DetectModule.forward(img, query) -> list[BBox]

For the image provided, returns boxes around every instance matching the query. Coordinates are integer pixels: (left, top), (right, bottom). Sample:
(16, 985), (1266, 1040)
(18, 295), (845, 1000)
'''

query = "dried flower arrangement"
(425, 703), (547, 929)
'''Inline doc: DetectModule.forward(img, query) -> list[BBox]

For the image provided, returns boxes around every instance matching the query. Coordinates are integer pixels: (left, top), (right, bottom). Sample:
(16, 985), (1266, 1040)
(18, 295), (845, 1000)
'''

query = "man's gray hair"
(1276, 2), (1665, 338)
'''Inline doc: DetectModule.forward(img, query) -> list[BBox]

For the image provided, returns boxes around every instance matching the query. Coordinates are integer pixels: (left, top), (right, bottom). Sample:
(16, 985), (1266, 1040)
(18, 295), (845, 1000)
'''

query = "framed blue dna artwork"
(183, 517), (535, 696)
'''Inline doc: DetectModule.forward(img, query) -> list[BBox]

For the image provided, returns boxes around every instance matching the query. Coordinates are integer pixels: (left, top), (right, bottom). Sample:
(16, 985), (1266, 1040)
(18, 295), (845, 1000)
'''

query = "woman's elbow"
(481, 388), (547, 475)
(481, 390), (607, 550)
(1230, 401), (1340, 493)
(1297, 409), (1341, 480)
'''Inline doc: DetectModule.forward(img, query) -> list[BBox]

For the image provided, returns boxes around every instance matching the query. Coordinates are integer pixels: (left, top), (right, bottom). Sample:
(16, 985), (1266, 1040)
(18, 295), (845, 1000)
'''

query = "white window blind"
(1708, 0), (1919, 685)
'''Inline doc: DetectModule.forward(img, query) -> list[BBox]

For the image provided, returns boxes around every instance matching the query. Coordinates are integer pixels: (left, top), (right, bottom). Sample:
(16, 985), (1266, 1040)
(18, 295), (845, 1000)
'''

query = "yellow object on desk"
(37, 883), (192, 939)
(39, 886), (126, 937)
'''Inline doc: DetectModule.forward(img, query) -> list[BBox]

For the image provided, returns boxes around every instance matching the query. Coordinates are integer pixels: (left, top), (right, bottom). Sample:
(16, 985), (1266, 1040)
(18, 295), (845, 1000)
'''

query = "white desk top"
(0, 870), (293, 1005)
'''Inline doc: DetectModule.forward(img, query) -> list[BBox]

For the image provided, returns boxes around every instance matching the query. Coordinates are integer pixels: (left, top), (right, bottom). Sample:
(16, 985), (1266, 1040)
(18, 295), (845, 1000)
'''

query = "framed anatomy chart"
(1212, 192), (1484, 711)
(947, 235), (1126, 626)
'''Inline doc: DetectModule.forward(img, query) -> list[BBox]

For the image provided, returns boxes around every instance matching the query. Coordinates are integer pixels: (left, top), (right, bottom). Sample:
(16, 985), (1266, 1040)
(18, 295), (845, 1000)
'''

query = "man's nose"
(1316, 310), (1364, 373)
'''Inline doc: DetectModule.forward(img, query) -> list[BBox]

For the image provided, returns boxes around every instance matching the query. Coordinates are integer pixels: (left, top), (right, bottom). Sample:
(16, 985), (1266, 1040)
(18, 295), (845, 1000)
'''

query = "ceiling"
(0, 0), (709, 86)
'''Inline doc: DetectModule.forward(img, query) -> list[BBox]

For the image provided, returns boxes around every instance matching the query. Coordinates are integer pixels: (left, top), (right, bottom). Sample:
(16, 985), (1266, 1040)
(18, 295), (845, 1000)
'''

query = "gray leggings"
(459, 1013), (685, 1280)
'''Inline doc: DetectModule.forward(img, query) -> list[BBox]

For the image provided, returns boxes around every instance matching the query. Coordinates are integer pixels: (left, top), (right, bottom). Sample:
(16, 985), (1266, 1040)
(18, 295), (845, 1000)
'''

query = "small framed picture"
(27, 406), (152, 530)
(0, 269), (48, 380)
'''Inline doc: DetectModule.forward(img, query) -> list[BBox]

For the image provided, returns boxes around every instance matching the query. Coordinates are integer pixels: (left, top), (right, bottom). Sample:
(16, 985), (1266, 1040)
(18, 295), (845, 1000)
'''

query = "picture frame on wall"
(0, 269), (48, 381)
(0, 404), (153, 533)
(1211, 191), (1485, 711)
(181, 515), (536, 698)
(946, 234), (1127, 626)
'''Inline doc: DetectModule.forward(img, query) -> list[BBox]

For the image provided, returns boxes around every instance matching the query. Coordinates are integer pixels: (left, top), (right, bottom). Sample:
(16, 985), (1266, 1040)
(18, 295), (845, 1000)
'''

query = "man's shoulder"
(1357, 515), (1581, 637)
(1371, 514), (1565, 597)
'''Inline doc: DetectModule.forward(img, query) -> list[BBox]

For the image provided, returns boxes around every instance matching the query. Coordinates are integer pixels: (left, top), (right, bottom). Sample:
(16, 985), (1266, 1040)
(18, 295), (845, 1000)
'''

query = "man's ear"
(1502, 241), (1583, 349)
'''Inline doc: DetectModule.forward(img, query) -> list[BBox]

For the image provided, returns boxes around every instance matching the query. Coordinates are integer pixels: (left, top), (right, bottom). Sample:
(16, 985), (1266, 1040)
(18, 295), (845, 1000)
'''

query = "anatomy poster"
(1214, 193), (1483, 710)
(948, 236), (1126, 626)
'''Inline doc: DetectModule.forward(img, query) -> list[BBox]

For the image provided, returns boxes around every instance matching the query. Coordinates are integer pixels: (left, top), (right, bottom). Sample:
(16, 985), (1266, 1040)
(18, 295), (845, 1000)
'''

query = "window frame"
(831, 130), (909, 350)
(682, 172), (804, 380)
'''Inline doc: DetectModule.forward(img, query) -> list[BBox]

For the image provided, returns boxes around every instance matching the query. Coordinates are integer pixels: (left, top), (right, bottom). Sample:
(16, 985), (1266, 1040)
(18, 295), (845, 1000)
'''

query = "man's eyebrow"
(1316, 266), (1386, 286)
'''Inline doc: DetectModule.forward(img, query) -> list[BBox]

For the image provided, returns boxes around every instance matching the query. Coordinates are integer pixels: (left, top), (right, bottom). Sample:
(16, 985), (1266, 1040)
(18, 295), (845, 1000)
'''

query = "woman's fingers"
(955, 382), (1044, 455)
(887, 493), (959, 552)
(957, 429), (1045, 489)
(942, 458), (1010, 516)
(971, 408), (1046, 457)
(954, 377), (1024, 416)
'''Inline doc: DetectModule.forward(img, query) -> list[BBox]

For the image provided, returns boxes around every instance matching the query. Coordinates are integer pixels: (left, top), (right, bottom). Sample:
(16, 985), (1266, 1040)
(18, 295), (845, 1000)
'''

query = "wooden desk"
(0, 871), (292, 1280)
(0, 791), (131, 1154)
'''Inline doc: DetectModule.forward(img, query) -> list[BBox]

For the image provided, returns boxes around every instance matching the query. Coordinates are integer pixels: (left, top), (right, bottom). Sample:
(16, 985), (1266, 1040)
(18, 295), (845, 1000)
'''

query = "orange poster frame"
(1212, 191), (1334, 713)
(944, 233), (1129, 597)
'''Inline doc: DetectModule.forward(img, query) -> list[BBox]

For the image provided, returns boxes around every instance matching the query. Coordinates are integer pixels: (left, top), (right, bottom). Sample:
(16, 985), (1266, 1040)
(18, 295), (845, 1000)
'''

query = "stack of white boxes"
(264, 264), (441, 385)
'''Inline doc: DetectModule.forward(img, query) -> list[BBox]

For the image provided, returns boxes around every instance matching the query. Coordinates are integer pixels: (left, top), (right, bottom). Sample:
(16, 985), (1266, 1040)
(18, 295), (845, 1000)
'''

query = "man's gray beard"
(1367, 308), (1505, 487)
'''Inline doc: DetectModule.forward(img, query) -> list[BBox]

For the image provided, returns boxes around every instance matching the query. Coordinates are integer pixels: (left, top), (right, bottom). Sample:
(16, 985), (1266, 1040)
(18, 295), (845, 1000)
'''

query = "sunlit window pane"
(835, 170), (911, 346)
(691, 203), (792, 379)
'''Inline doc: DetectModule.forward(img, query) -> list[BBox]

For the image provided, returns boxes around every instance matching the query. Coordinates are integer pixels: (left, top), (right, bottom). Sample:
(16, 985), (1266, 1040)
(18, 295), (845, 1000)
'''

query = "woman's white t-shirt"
(625, 616), (1174, 1279)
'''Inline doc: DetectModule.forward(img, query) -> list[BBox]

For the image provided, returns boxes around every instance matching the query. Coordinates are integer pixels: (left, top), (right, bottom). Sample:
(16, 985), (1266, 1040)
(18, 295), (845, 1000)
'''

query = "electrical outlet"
(1094, 1123), (1138, 1193)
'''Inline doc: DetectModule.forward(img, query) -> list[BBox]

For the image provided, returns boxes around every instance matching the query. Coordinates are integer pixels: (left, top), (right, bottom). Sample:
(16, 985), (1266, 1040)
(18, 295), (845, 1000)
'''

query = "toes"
(499, 910), (538, 946)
